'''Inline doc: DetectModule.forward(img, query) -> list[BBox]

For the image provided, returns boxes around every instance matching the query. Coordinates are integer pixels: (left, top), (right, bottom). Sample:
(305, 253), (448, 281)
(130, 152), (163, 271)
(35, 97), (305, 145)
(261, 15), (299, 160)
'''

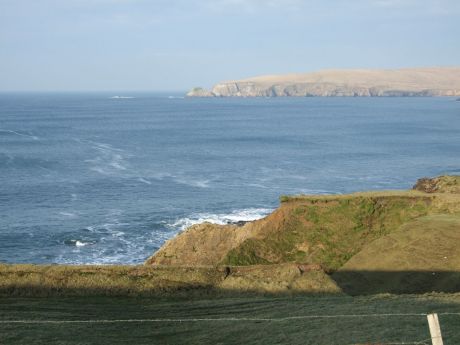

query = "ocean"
(1, 93), (459, 264)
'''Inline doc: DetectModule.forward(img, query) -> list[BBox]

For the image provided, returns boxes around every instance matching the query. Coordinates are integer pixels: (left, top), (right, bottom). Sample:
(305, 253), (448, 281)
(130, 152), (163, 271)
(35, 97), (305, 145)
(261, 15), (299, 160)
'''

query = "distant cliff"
(187, 67), (460, 97)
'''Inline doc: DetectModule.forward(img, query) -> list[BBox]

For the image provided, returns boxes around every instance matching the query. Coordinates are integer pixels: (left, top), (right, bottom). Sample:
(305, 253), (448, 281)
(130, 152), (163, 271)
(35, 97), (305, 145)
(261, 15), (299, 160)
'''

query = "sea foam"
(168, 208), (273, 231)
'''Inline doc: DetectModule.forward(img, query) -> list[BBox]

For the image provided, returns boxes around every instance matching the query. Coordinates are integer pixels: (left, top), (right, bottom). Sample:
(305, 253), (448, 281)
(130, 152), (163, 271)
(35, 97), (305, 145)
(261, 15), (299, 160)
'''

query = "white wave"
(297, 188), (337, 195)
(86, 142), (131, 175)
(110, 96), (135, 99)
(174, 178), (210, 188)
(168, 208), (273, 231)
(168, 96), (184, 99)
(137, 177), (152, 185)
(0, 129), (39, 140)
(59, 211), (78, 218)
(65, 239), (94, 247)
(109, 155), (128, 171)
(146, 172), (210, 188)
(89, 166), (110, 175)
(247, 183), (270, 189)
(92, 142), (125, 152)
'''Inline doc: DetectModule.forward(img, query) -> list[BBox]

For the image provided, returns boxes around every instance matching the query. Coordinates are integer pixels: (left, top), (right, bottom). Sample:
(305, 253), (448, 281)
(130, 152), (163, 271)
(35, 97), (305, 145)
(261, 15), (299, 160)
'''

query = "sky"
(0, 0), (459, 92)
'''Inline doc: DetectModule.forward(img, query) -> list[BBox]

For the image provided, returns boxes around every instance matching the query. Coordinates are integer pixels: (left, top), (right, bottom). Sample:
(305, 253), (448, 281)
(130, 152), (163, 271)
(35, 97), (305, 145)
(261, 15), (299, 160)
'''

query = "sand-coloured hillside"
(187, 67), (460, 97)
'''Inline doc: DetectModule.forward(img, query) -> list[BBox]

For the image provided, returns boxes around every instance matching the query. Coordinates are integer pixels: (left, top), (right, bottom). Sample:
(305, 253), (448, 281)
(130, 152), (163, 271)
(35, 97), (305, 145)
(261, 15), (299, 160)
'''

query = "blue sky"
(0, 0), (459, 91)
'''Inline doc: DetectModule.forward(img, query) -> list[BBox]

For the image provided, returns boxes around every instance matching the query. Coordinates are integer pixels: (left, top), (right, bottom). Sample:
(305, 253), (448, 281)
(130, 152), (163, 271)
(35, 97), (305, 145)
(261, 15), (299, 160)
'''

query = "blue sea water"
(0, 93), (459, 264)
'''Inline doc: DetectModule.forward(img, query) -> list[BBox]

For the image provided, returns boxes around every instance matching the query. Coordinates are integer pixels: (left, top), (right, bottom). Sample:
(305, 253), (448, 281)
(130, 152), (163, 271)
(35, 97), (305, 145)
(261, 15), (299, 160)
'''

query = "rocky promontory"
(187, 67), (460, 97)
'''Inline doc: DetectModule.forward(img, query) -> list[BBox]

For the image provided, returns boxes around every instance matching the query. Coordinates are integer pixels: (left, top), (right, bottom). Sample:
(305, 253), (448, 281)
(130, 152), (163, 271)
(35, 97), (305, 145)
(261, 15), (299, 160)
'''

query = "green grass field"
(1, 294), (460, 345)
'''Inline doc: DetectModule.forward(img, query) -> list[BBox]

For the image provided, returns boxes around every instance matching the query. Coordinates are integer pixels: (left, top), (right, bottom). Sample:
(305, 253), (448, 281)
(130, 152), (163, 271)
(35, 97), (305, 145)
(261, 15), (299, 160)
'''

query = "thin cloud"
(370, 0), (460, 13)
(201, 0), (304, 13)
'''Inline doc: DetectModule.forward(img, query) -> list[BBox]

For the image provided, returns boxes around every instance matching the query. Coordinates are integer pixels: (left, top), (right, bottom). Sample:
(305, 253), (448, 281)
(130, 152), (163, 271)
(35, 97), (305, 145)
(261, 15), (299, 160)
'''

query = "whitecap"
(86, 142), (132, 176)
(146, 172), (210, 188)
(64, 239), (94, 247)
(247, 183), (270, 189)
(109, 157), (128, 171)
(137, 177), (152, 185)
(92, 142), (125, 152)
(297, 188), (337, 195)
(0, 129), (39, 140)
(168, 208), (273, 231)
(174, 178), (210, 188)
(89, 166), (109, 175)
(59, 211), (78, 218)
(110, 96), (135, 99)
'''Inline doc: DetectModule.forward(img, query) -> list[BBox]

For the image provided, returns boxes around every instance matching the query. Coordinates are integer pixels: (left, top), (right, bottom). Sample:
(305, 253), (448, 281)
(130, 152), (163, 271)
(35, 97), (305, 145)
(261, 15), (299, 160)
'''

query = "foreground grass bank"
(1, 294), (460, 345)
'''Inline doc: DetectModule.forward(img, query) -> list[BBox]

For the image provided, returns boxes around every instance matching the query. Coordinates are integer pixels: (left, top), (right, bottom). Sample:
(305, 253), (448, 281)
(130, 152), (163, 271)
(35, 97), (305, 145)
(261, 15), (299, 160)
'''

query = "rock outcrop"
(413, 175), (460, 194)
(187, 67), (460, 97)
(186, 87), (214, 97)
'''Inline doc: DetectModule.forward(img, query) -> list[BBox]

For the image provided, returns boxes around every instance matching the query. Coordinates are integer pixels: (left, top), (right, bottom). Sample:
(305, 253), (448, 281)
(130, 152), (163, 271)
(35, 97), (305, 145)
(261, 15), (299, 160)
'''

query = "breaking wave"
(168, 208), (273, 231)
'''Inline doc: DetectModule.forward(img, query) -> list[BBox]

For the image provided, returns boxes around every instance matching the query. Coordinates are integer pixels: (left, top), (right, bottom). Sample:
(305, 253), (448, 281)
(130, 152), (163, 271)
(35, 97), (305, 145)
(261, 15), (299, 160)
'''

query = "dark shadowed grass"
(1, 294), (460, 345)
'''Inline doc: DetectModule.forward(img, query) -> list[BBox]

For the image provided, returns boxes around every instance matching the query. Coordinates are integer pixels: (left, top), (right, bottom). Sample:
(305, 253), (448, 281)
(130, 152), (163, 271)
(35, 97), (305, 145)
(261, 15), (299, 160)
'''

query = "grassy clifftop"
(149, 185), (460, 272)
(144, 176), (460, 294)
(223, 193), (435, 270)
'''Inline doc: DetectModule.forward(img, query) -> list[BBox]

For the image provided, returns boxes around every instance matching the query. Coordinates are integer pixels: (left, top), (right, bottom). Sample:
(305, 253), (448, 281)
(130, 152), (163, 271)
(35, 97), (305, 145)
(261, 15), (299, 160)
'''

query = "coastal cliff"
(145, 176), (460, 294)
(1, 176), (460, 296)
(187, 67), (460, 97)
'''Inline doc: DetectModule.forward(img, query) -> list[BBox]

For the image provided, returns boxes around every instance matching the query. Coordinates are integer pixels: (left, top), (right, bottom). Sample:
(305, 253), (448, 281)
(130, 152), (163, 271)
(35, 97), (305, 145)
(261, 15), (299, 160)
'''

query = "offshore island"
(187, 67), (460, 97)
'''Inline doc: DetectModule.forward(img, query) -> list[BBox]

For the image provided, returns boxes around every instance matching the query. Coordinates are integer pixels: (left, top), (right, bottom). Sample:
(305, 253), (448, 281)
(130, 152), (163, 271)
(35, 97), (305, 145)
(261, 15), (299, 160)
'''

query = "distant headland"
(187, 67), (460, 97)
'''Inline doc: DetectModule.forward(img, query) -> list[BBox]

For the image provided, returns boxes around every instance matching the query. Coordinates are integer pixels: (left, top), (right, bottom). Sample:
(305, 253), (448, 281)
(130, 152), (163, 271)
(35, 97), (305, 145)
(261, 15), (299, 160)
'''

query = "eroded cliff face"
(206, 83), (459, 97)
(146, 179), (460, 270)
(144, 176), (460, 295)
(145, 222), (256, 266)
(186, 67), (460, 97)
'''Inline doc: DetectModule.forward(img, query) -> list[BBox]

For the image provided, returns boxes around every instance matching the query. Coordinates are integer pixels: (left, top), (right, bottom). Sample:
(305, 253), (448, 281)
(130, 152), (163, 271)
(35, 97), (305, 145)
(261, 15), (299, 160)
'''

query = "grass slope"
(0, 263), (341, 296)
(1, 294), (460, 345)
(334, 215), (460, 295)
(222, 192), (453, 270)
(0, 265), (222, 297)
